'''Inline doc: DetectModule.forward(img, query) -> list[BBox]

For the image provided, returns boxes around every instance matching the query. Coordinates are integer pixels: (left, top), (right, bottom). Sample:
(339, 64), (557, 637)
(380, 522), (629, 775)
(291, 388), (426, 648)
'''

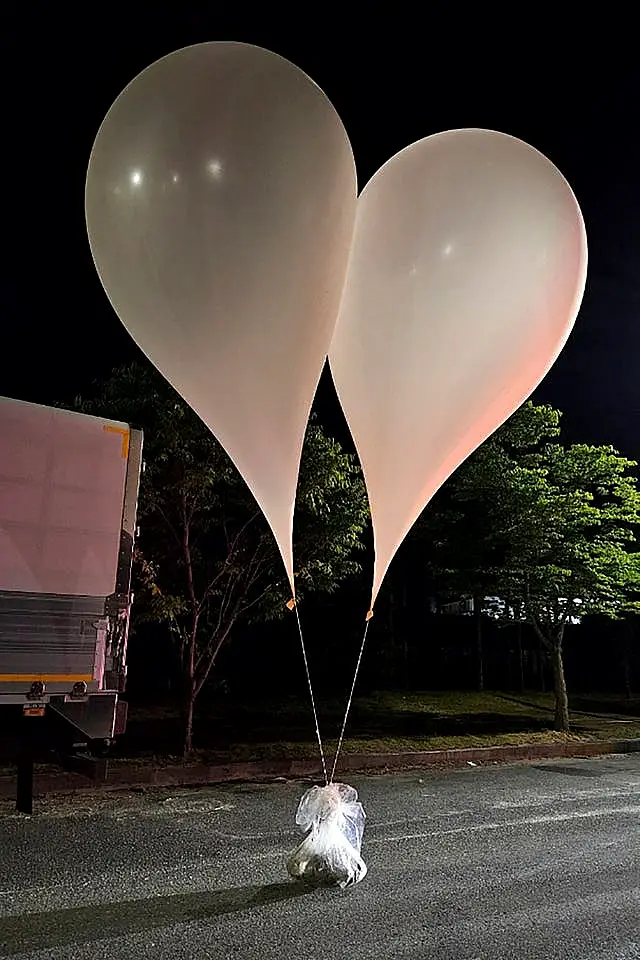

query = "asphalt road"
(0, 755), (638, 959)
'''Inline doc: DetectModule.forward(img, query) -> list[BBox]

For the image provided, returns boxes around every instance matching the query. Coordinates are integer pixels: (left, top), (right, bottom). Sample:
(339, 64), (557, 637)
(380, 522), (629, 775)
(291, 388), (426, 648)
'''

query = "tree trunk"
(182, 629), (197, 758)
(474, 597), (484, 692)
(180, 623), (199, 758)
(550, 627), (570, 732)
(181, 505), (199, 759)
(182, 624), (232, 758)
(183, 684), (195, 757)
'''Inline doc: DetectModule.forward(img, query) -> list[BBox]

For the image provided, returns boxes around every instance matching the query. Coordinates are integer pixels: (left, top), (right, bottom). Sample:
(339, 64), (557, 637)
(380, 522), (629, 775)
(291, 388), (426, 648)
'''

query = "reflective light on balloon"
(207, 159), (224, 179)
(130, 170), (143, 186)
(172, 173), (179, 183)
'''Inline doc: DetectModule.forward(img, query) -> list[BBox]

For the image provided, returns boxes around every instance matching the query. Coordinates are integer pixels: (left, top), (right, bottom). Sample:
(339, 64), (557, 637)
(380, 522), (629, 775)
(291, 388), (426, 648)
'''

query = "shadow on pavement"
(0, 881), (318, 956)
(531, 764), (602, 778)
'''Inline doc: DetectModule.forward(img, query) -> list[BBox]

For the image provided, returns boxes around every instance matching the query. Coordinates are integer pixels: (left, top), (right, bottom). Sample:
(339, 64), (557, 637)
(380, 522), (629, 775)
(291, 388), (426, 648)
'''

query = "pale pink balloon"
(86, 42), (357, 593)
(329, 129), (588, 611)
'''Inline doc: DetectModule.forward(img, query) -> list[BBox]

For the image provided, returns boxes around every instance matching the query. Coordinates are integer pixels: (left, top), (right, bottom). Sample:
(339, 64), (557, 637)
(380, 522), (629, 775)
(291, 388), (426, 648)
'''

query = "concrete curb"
(1, 738), (639, 800)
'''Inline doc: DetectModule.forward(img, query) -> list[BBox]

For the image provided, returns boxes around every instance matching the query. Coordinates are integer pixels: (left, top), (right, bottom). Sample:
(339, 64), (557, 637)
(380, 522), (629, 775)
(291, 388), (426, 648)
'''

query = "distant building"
(432, 594), (583, 625)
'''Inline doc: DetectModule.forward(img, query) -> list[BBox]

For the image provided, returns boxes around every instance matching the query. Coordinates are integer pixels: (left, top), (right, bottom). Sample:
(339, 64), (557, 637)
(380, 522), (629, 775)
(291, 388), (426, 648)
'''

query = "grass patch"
(2, 691), (637, 774)
(203, 729), (590, 764)
(114, 689), (640, 764)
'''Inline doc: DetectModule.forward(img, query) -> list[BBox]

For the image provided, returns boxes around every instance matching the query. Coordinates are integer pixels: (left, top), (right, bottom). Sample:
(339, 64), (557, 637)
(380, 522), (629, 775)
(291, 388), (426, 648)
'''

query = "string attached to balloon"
(330, 613), (372, 783)
(288, 595), (371, 784)
(290, 599), (328, 785)
(286, 602), (371, 887)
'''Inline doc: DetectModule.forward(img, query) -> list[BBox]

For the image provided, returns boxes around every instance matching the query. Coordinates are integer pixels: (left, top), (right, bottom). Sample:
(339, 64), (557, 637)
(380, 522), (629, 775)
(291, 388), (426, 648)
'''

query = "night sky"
(5, 10), (640, 458)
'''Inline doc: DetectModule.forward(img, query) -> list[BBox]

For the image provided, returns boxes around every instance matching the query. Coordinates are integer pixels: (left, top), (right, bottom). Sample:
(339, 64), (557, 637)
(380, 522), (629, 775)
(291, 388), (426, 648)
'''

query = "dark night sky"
(4, 8), (640, 458)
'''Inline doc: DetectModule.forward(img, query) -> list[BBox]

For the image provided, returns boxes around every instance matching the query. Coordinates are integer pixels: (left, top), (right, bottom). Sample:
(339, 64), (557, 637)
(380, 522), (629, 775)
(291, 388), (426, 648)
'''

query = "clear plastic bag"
(286, 782), (367, 888)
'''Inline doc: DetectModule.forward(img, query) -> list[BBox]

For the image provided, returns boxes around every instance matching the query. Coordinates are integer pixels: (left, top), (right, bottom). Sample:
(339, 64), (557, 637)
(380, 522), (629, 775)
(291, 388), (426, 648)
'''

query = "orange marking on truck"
(103, 425), (130, 458)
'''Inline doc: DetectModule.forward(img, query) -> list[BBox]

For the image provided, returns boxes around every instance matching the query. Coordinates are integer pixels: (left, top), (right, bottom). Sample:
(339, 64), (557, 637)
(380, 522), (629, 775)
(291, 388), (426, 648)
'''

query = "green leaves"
(421, 400), (640, 636)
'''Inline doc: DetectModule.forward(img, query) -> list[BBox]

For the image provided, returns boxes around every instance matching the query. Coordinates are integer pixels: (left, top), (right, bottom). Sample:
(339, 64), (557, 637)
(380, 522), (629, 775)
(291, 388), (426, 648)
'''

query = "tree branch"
(197, 511), (264, 609)
(525, 581), (552, 649)
(193, 534), (274, 681)
(238, 577), (283, 616)
(152, 502), (182, 549)
(193, 622), (234, 699)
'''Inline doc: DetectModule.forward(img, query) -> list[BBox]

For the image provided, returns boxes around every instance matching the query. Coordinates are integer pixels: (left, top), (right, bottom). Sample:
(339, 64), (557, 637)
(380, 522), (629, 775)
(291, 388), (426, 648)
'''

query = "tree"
(422, 402), (640, 730)
(504, 438), (640, 730)
(416, 406), (564, 689)
(72, 362), (369, 755)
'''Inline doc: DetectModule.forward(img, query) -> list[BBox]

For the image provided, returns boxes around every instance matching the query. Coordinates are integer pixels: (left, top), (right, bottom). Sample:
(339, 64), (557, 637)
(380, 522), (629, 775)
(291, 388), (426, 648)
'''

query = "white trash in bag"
(286, 782), (367, 887)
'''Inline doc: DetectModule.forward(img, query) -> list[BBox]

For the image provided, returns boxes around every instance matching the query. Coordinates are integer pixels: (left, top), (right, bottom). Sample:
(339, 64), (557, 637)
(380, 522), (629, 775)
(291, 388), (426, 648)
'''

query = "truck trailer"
(0, 395), (143, 809)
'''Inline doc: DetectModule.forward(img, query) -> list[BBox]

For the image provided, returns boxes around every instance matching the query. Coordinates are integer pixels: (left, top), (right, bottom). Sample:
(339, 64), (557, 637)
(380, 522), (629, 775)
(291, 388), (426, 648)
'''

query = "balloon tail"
(330, 615), (372, 783)
(292, 602), (328, 785)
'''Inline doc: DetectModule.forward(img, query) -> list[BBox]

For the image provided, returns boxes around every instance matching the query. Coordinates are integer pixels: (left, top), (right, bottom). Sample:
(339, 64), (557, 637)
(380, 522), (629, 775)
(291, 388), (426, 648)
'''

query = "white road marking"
(375, 805), (640, 843)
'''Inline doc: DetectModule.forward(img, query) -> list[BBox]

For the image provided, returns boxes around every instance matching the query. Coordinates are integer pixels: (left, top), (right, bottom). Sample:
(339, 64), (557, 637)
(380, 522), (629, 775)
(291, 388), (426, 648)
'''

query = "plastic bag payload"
(286, 782), (367, 888)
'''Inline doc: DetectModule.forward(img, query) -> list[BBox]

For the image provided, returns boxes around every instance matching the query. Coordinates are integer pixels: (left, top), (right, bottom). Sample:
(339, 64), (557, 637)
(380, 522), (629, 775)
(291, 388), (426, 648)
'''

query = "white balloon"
(329, 129), (587, 610)
(86, 42), (357, 593)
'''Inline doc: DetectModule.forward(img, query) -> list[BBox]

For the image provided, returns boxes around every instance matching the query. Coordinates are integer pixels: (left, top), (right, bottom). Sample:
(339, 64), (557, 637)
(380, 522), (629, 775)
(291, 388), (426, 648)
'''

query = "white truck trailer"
(0, 395), (143, 809)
